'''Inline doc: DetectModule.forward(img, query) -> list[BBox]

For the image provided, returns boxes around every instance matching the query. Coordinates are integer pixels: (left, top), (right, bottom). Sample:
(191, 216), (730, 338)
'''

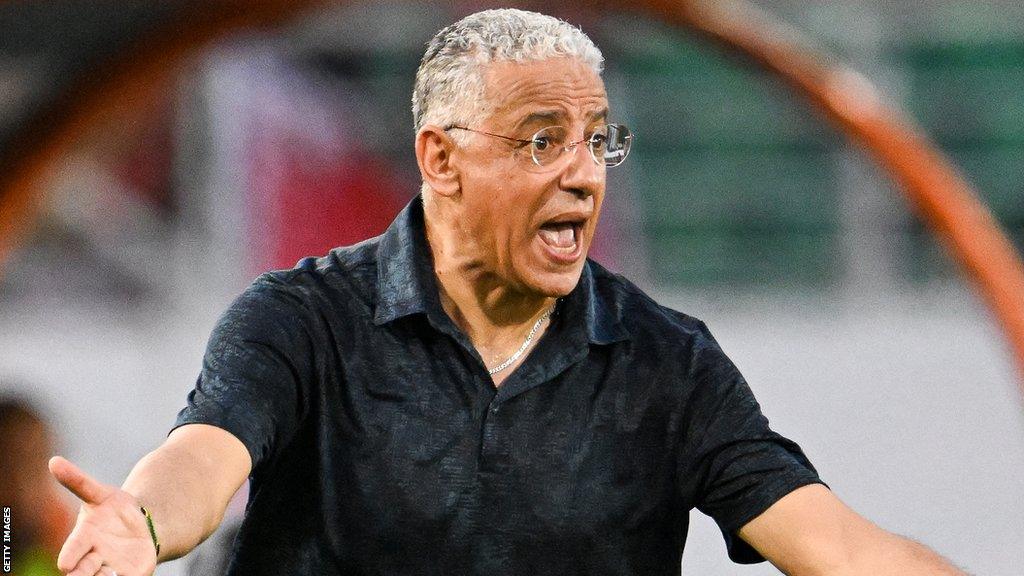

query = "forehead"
(480, 58), (608, 127)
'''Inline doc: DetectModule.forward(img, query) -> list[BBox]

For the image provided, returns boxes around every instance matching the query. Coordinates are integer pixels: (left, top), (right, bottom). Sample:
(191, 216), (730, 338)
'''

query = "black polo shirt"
(172, 195), (824, 575)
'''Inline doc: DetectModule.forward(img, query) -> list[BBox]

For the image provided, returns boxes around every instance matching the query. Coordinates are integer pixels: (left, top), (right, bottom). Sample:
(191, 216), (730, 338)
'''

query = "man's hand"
(49, 456), (158, 576)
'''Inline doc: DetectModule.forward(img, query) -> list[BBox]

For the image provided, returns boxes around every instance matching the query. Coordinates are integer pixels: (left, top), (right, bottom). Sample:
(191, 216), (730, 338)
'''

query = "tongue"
(539, 223), (575, 248)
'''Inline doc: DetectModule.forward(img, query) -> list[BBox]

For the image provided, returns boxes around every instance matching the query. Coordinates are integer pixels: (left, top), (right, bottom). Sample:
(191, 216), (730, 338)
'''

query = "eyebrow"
(514, 107), (610, 131)
(514, 110), (563, 131)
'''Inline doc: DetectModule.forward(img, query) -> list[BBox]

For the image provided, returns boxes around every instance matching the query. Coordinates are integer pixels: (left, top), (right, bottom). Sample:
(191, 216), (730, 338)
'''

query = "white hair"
(411, 8), (604, 133)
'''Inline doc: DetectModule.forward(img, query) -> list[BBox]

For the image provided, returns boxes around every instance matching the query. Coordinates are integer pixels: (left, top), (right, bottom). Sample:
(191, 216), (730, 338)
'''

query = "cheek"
(460, 167), (558, 254)
(499, 205), (536, 250)
(462, 184), (525, 251)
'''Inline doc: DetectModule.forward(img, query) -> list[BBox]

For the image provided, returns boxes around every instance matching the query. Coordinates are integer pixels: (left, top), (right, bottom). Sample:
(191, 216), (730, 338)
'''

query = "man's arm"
(49, 423), (251, 576)
(738, 483), (968, 576)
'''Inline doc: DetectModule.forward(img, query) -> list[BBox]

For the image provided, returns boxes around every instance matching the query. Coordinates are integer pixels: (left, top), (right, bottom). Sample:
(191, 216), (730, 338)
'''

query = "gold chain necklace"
(487, 303), (556, 375)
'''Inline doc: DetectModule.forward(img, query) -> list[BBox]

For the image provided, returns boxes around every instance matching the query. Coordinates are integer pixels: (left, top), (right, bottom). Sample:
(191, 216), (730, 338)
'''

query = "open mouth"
(538, 221), (580, 252)
(536, 213), (589, 265)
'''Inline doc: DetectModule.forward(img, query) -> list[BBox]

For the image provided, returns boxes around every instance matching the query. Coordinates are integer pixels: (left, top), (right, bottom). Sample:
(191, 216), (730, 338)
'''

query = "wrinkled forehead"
(478, 57), (609, 128)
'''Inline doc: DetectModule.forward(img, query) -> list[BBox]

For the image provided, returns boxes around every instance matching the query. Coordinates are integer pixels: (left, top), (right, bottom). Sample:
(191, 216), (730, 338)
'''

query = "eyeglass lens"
(529, 124), (632, 167)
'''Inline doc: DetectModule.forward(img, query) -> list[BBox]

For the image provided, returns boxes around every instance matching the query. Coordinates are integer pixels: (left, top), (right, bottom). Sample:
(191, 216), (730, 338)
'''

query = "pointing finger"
(49, 456), (115, 505)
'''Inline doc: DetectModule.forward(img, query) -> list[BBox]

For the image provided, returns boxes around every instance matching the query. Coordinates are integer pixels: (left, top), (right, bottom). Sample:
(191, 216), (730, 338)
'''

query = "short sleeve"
(677, 322), (826, 564)
(170, 275), (313, 474)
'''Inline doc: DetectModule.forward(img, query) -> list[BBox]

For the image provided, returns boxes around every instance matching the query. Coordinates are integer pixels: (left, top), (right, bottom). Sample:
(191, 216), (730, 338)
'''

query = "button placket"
(479, 397), (505, 472)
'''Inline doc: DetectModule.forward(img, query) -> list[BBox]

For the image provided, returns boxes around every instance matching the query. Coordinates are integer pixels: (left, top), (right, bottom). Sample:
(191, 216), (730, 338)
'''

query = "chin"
(521, 261), (587, 297)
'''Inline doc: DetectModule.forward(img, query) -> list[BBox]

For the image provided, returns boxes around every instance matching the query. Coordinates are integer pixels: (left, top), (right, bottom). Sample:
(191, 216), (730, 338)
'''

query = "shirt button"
(490, 406), (500, 414)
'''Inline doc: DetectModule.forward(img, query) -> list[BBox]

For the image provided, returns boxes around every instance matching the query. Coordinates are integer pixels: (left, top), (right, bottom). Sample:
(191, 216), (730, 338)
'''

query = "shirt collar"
(373, 195), (439, 325)
(566, 259), (631, 345)
(374, 195), (630, 345)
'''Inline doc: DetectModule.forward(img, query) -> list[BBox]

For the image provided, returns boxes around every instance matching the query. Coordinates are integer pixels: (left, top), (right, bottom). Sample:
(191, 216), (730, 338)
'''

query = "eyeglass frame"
(443, 123), (632, 169)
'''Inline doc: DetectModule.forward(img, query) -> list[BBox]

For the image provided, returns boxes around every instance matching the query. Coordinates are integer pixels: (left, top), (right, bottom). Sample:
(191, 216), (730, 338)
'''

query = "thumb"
(48, 455), (116, 505)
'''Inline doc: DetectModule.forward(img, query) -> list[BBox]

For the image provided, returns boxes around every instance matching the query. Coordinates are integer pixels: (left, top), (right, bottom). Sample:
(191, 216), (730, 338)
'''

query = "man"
(50, 9), (967, 576)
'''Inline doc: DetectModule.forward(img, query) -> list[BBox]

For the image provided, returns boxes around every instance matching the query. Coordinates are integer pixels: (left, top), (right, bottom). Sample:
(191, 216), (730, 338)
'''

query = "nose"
(558, 138), (604, 198)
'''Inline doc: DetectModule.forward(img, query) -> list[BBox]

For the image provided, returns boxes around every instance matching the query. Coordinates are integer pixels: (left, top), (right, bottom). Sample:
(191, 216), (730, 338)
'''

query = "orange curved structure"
(628, 0), (1024, 385)
(0, 0), (325, 270)
(0, 0), (1022, 385)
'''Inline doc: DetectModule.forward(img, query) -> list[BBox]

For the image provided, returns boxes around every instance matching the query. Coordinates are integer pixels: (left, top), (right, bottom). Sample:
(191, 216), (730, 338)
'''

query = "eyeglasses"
(445, 123), (633, 169)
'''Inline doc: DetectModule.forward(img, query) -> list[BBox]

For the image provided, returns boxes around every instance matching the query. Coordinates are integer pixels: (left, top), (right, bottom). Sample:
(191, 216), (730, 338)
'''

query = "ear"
(415, 125), (460, 197)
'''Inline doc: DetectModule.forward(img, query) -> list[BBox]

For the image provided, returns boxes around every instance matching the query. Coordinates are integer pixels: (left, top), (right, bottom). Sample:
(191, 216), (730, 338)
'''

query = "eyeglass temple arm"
(445, 125), (533, 145)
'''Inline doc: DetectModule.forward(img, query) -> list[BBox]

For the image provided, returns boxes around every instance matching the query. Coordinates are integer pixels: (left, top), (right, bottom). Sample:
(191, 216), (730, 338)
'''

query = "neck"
(424, 212), (556, 349)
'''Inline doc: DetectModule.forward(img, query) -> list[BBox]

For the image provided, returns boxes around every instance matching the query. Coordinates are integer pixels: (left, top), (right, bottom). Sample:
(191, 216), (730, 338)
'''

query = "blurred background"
(0, 1), (1021, 574)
